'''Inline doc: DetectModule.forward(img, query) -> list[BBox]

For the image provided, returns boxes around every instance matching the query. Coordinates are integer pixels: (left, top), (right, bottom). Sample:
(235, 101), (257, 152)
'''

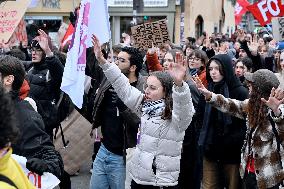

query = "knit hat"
(244, 69), (280, 94)
(150, 71), (173, 95)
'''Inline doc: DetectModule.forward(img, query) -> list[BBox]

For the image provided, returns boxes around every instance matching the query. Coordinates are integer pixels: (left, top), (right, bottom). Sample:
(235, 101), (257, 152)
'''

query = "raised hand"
(36, 29), (52, 56)
(192, 75), (212, 100)
(166, 52), (186, 87)
(147, 43), (158, 55)
(91, 35), (106, 64)
(261, 87), (284, 116)
(237, 29), (246, 42)
(248, 34), (258, 55)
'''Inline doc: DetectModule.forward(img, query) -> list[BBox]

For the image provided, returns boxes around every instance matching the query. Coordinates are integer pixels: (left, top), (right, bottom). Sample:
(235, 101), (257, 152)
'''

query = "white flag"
(86, 0), (111, 47)
(60, 0), (110, 109)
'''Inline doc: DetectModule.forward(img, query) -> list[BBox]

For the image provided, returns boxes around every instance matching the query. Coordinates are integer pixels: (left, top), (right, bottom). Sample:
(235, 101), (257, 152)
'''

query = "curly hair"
(247, 82), (268, 128)
(121, 46), (143, 77)
(0, 55), (26, 91)
(0, 87), (18, 149)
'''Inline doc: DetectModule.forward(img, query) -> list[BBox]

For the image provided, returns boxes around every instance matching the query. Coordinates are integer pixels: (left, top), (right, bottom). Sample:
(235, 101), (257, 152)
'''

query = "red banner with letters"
(235, 0), (250, 25)
(247, 0), (284, 26)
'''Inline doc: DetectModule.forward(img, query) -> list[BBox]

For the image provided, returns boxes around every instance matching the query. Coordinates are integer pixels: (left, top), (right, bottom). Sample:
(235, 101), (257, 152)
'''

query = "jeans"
(89, 144), (126, 189)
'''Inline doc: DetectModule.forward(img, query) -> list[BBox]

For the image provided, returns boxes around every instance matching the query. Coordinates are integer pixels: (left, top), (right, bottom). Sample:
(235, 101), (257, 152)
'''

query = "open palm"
(261, 87), (284, 113)
(167, 59), (186, 86)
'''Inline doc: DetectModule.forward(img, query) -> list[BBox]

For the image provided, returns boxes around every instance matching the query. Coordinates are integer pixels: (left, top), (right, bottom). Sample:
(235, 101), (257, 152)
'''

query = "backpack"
(0, 174), (18, 189)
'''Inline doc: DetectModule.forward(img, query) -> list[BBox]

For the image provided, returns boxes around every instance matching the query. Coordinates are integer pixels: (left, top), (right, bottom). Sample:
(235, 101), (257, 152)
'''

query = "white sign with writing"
(12, 154), (60, 189)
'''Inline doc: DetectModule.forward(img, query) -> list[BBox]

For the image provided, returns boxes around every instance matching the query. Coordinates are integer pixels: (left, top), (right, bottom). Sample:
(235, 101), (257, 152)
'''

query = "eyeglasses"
(143, 83), (161, 92)
(188, 57), (201, 61)
(30, 48), (43, 54)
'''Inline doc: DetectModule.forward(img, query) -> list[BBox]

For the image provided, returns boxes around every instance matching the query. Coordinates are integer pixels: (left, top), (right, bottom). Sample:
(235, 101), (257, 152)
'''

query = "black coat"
(27, 56), (64, 134)
(12, 96), (64, 178)
(198, 54), (249, 164)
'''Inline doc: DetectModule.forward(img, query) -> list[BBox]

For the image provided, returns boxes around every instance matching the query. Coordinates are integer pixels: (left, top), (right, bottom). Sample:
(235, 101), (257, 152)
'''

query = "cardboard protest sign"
(12, 154), (60, 189)
(7, 19), (28, 47)
(131, 19), (171, 50)
(272, 17), (284, 41)
(0, 0), (31, 43)
(54, 110), (96, 175)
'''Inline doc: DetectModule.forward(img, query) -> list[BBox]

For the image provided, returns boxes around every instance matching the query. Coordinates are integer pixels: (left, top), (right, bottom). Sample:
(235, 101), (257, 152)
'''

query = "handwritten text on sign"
(131, 19), (171, 50)
(0, 0), (30, 43)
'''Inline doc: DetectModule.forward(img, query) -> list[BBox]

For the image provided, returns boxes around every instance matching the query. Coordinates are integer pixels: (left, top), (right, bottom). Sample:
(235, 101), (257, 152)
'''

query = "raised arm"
(91, 35), (144, 115)
(193, 76), (247, 119)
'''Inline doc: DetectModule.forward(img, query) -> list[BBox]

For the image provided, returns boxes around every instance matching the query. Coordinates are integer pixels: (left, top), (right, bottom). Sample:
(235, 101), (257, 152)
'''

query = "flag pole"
(104, 0), (113, 63)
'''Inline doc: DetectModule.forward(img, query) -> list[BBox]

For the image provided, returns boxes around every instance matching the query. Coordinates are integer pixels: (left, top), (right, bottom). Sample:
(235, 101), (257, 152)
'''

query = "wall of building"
(26, 0), (80, 16)
(25, 0), (176, 45)
(175, 0), (235, 43)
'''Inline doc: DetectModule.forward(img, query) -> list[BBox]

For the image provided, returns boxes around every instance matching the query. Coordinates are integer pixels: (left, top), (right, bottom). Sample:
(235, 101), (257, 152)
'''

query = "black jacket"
(11, 95), (63, 178)
(27, 56), (64, 134)
(92, 75), (144, 155)
(198, 54), (249, 163)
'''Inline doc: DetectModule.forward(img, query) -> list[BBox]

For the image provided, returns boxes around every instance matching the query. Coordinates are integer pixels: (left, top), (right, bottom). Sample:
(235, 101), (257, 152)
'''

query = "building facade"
(25, 0), (176, 45)
(175, 0), (236, 43)
(25, 0), (235, 45)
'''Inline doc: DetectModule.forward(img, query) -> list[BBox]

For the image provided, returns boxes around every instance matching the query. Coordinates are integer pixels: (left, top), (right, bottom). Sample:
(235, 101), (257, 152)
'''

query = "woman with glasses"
(275, 51), (284, 89)
(188, 49), (208, 87)
(92, 35), (195, 189)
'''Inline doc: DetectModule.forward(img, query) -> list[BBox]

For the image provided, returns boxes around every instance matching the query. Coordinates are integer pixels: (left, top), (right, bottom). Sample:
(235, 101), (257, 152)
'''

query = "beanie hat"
(30, 39), (42, 50)
(244, 69), (279, 94)
(150, 71), (173, 95)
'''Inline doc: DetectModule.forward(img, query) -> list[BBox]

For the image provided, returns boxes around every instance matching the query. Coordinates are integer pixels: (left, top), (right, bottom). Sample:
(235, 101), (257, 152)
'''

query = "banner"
(272, 17), (284, 41)
(12, 154), (60, 189)
(54, 110), (97, 175)
(131, 19), (171, 50)
(7, 19), (28, 47)
(235, 0), (250, 25)
(0, 0), (31, 43)
(247, 0), (284, 26)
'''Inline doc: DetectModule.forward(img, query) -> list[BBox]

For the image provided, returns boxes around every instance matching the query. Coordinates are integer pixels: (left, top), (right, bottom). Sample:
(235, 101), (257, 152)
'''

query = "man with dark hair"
(0, 55), (64, 180)
(0, 86), (36, 188)
(5, 48), (26, 61)
(90, 46), (145, 189)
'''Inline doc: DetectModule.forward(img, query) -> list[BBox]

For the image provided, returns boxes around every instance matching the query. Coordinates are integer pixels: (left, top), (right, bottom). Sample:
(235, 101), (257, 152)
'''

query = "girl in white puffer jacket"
(92, 35), (195, 188)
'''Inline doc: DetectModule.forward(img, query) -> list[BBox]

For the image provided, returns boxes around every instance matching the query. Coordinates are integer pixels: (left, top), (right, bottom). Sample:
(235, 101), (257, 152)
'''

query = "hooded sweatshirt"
(198, 54), (249, 163)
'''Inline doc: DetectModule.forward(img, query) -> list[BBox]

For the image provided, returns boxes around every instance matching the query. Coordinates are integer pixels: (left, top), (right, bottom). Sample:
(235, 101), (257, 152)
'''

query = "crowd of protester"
(0, 19), (284, 189)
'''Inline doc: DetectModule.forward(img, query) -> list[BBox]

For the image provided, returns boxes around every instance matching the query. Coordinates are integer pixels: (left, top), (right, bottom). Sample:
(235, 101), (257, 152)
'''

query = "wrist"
(45, 49), (53, 57)
(205, 92), (213, 101)
(272, 108), (281, 117)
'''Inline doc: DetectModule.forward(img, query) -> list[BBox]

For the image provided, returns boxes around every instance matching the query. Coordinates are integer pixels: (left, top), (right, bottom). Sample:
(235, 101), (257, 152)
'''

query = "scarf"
(142, 99), (165, 118)
(189, 68), (199, 76)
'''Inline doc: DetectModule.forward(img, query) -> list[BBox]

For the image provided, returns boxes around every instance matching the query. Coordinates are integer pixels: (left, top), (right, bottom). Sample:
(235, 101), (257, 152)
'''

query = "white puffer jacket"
(100, 62), (195, 186)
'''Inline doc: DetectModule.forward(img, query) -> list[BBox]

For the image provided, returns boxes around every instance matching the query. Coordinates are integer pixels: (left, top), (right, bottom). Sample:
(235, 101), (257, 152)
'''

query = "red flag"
(247, 0), (284, 26)
(235, 0), (250, 25)
(61, 24), (74, 48)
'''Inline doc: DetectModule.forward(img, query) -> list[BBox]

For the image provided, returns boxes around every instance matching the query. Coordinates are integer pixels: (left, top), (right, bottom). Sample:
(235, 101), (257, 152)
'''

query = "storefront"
(25, 0), (176, 45)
